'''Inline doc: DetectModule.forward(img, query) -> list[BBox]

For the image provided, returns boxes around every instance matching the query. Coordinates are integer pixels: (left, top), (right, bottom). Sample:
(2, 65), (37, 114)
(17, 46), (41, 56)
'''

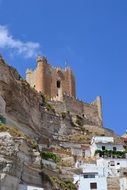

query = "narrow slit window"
(57, 80), (61, 88)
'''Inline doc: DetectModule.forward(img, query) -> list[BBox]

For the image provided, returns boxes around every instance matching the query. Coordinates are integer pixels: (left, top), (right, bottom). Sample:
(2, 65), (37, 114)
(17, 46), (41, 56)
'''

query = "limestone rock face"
(0, 96), (6, 115)
(0, 131), (43, 189)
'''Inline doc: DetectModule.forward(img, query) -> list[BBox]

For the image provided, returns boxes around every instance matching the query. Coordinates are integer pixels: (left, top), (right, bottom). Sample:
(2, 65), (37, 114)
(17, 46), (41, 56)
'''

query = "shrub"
(95, 149), (126, 158)
(40, 151), (61, 163)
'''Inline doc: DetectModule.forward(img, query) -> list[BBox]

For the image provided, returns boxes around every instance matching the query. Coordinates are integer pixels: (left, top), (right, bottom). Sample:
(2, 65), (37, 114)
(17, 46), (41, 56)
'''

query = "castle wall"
(50, 95), (103, 127)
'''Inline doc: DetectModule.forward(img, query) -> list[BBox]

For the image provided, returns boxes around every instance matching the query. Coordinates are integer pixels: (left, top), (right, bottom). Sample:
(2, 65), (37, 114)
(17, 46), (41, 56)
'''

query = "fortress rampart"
(49, 95), (103, 127)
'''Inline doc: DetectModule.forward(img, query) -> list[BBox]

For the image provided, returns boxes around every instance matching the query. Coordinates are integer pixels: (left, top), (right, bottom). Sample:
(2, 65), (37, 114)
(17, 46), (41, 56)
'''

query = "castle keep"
(26, 56), (103, 127)
(26, 56), (75, 100)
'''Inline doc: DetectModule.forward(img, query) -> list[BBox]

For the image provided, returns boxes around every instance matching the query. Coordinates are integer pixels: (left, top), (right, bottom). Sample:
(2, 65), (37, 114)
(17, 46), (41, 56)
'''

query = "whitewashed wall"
(73, 174), (107, 190)
(120, 177), (127, 190)
(18, 184), (44, 190)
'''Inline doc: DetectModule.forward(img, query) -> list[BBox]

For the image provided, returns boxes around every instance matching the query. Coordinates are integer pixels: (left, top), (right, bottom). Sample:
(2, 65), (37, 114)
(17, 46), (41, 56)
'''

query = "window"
(113, 147), (117, 151)
(102, 146), (105, 150)
(57, 80), (61, 88)
(110, 161), (115, 166)
(117, 163), (120, 165)
(84, 174), (95, 178)
(90, 182), (97, 189)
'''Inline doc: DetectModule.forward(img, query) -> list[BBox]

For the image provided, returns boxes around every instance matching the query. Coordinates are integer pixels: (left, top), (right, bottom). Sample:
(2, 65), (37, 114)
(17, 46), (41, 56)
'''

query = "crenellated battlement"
(26, 55), (76, 99)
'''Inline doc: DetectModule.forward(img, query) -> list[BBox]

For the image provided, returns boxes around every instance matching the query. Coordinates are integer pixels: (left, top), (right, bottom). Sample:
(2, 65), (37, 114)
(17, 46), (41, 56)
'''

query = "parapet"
(36, 56), (47, 64)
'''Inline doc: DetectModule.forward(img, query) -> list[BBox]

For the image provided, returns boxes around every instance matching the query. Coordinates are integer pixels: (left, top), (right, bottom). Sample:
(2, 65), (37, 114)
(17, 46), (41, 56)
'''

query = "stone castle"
(26, 56), (75, 100)
(26, 56), (103, 127)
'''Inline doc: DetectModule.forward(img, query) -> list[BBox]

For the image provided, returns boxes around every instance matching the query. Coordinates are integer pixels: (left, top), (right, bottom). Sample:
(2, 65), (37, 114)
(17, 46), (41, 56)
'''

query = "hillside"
(0, 56), (123, 189)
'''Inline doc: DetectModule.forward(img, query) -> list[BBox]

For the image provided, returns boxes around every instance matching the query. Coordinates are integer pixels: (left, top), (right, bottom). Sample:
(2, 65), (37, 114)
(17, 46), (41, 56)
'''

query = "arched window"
(57, 80), (61, 88)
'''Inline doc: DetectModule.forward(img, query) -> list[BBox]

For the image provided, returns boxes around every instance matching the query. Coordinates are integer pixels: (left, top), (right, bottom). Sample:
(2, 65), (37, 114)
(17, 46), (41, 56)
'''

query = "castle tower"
(26, 69), (33, 86)
(35, 56), (47, 93)
(65, 68), (76, 97)
(96, 96), (103, 126)
(26, 56), (76, 100)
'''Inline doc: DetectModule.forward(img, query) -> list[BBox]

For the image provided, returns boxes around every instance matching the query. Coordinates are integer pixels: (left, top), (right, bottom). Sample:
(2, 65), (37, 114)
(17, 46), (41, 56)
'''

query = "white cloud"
(0, 25), (41, 58)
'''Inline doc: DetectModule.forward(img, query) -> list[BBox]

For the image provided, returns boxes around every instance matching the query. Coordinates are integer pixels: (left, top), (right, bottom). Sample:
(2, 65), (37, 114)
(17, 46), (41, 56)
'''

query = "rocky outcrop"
(0, 129), (43, 189)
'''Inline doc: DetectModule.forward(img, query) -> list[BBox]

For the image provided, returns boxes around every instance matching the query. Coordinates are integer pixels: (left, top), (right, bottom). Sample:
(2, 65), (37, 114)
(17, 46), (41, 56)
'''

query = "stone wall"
(0, 174), (20, 190)
(50, 95), (103, 127)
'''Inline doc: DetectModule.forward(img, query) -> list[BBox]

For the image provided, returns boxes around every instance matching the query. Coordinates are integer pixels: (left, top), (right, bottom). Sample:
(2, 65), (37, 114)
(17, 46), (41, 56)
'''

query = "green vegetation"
(95, 149), (126, 158)
(40, 151), (61, 163)
(19, 74), (23, 81)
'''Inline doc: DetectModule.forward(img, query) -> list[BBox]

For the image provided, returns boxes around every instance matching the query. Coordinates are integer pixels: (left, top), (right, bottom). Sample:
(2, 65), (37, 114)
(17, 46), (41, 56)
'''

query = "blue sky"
(0, 0), (127, 135)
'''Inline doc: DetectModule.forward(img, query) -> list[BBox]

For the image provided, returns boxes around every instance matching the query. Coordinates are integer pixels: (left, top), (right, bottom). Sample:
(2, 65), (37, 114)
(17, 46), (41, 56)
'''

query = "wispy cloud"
(0, 25), (41, 58)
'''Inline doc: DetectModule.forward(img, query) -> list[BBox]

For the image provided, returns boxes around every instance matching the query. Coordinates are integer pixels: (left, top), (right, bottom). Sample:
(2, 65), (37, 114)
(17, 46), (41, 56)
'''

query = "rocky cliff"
(0, 56), (123, 189)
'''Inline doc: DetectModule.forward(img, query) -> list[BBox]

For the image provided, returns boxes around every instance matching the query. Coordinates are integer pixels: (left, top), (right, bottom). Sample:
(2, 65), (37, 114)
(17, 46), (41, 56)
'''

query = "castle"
(26, 56), (103, 127)
(26, 56), (75, 101)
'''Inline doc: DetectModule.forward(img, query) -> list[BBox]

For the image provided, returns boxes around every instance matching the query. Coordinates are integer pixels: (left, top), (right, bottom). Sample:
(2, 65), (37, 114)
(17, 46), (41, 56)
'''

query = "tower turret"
(36, 56), (47, 93)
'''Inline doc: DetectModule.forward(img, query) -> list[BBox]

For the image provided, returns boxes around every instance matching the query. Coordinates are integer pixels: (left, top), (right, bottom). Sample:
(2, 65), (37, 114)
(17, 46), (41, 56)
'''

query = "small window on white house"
(102, 146), (105, 150)
(90, 182), (97, 189)
(84, 174), (95, 178)
(110, 161), (115, 166)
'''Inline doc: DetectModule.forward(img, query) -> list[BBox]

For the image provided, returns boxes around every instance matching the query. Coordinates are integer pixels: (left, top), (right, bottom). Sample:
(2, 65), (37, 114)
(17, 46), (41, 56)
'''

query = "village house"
(90, 136), (125, 158)
(74, 162), (107, 190)
(73, 136), (127, 190)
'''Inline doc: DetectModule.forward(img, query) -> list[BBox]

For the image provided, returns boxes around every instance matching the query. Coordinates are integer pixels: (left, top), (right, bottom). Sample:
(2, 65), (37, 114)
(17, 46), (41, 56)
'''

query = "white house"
(18, 184), (44, 190)
(74, 161), (107, 190)
(73, 164), (107, 190)
(74, 174), (107, 190)
(90, 136), (124, 157)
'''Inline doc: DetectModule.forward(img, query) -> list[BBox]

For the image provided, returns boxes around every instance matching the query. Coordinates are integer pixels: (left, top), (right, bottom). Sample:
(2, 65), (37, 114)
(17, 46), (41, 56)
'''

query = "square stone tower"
(26, 56), (76, 100)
